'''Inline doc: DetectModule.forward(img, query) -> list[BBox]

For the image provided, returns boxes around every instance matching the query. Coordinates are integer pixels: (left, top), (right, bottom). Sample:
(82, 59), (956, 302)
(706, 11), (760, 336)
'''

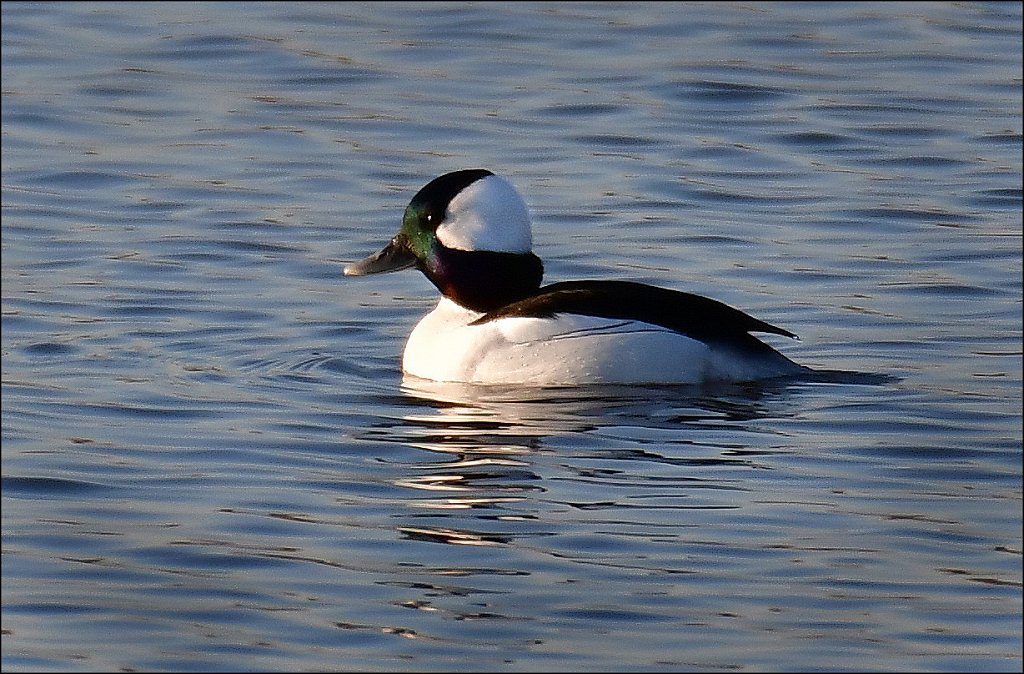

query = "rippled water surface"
(2, 2), (1021, 671)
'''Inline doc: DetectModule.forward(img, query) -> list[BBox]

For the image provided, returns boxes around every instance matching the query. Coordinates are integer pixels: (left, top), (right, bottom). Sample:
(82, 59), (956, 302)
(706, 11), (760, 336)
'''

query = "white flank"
(400, 298), (749, 385)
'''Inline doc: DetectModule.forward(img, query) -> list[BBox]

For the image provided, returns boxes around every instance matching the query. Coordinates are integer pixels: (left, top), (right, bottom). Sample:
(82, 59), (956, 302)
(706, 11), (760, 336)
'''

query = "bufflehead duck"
(345, 169), (808, 385)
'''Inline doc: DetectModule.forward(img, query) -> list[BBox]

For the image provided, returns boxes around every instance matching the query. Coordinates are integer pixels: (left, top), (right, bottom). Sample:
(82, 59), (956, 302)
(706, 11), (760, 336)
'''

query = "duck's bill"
(344, 238), (417, 276)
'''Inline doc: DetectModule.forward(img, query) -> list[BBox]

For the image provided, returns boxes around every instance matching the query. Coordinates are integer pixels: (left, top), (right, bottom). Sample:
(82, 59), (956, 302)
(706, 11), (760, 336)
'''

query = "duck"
(344, 169), (809, 386)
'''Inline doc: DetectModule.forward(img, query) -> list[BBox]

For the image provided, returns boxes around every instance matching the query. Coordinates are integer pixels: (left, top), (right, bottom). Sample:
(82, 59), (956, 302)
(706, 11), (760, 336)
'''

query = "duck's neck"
(422, 248), (543, 313)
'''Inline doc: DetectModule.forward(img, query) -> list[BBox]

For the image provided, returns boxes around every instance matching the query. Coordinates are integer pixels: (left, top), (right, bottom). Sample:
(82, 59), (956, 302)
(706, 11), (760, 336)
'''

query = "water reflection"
(373, 376), (814, 549)
(398, 375), (805, 432)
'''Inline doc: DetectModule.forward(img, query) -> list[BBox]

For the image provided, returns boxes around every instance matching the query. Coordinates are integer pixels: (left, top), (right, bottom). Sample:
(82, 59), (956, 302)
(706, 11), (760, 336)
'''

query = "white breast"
(400, 298), (788, 385)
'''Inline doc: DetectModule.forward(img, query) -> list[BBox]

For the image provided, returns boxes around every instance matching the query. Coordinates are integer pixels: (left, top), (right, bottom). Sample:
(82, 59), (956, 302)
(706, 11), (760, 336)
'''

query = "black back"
(471, 279), (796, 355)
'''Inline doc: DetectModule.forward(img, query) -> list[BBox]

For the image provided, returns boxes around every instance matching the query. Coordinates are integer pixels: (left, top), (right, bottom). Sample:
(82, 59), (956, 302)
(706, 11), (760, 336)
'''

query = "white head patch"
(436, 175), (533, 253)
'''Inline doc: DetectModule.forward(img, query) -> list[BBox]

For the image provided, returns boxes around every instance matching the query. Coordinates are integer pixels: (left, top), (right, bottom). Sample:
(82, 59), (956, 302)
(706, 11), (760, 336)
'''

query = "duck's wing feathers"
(471, 280), (797, 347)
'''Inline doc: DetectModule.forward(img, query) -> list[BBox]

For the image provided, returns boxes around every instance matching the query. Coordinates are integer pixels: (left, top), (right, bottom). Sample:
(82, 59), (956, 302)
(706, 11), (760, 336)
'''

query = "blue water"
(2, 2), (1021, 671)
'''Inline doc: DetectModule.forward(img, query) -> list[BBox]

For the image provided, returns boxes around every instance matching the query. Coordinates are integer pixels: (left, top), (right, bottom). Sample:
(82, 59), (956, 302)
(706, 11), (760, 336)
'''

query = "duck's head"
(345, 169), (544, 312)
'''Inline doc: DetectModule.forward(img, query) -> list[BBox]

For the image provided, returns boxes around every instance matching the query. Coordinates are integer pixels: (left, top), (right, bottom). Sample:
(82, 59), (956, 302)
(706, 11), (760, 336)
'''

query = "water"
(2, 2), (1021, 671)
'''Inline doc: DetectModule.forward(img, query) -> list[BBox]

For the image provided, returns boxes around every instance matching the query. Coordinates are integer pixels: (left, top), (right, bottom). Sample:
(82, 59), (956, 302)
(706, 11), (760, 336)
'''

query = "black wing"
(471, 280), (796, 352)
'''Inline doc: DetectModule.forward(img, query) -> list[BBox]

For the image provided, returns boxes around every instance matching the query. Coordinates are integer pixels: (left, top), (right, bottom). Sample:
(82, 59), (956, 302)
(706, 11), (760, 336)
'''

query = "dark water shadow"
(396, 366), (898, 430)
